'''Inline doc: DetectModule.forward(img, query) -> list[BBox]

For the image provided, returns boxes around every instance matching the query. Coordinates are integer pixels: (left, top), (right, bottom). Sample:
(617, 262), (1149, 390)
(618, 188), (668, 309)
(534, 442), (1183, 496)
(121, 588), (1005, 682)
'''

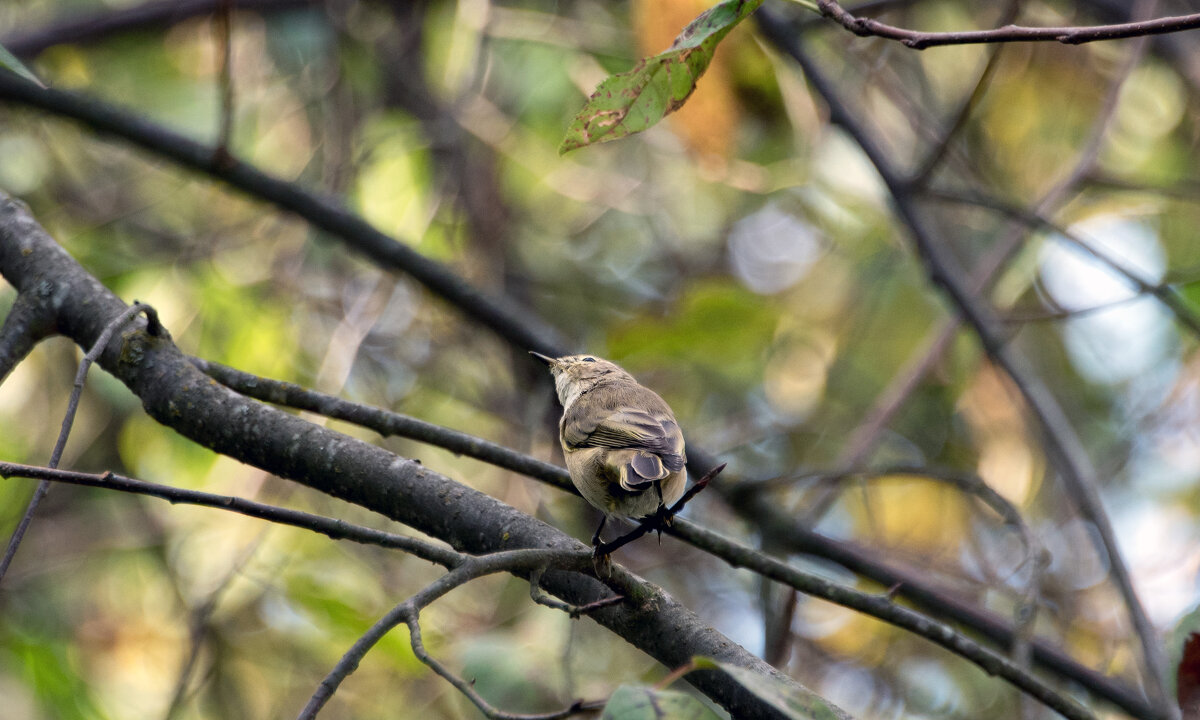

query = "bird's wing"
(563, 408), (686, 474)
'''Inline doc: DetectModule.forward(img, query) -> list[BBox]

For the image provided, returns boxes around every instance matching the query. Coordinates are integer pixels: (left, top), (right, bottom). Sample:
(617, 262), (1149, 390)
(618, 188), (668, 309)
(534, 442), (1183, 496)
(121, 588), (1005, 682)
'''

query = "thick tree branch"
(194, 356), (1155, 719)
(0, 191), (819, 720)
(0, 290), (57, 383)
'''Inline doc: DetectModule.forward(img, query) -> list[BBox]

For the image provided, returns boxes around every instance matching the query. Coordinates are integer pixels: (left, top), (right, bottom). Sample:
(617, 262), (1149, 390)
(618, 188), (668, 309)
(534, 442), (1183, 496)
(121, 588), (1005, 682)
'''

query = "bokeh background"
(2, 0), (1200, 718)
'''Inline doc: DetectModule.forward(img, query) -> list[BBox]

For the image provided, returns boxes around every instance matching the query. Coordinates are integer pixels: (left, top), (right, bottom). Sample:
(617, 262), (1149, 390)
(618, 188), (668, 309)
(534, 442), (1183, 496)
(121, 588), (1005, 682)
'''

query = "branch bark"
(0, 190), (836, 720)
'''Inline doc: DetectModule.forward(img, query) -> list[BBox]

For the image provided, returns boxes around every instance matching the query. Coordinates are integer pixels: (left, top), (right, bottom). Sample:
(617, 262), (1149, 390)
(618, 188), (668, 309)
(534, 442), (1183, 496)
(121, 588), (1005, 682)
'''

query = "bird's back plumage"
(537, 354), (687, 520)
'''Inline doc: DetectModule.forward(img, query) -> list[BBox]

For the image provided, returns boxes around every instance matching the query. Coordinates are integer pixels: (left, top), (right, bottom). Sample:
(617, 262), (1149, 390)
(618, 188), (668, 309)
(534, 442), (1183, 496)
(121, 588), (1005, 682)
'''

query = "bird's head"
(530, 352), (634, 407)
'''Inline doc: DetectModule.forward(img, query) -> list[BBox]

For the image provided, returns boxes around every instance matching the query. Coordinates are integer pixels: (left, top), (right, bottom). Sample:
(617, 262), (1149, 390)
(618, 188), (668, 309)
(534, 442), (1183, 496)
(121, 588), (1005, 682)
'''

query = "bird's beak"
(529, 351), (556, 367)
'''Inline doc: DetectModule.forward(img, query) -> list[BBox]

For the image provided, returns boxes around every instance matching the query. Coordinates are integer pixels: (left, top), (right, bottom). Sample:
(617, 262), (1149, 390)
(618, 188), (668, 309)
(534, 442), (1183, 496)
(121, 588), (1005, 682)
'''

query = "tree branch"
(815, 0), (1200, 48)
(666, 521), (1096, 720)
(193, 356), (1153, 718)
(755, 11), (1171, 713)
(2, 0), (315, 58)
(0, 190), (814, 720)
(0, 289), (57, 383)
(300, 549), (602, 720)
(0, 301), (154, 583)
(0, 76), (566, 356)
(0, 461), (464, 567)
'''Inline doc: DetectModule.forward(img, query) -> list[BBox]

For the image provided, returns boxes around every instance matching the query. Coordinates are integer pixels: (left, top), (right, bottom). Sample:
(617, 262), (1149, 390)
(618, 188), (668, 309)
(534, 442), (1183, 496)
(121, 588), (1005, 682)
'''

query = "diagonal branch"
(0, 75), (566, 356)
(193, 356), (1156, 718)
(756, 8), (1171, 713)
(0, 301), (155, 583)
(667, 521), (1096, 720)
(300, 549), (601, 720)
(0, 190), (814, 720)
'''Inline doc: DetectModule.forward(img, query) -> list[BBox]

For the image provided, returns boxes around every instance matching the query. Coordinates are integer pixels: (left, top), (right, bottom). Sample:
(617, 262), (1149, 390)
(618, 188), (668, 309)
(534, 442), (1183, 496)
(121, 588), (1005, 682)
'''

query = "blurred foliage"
(1, 0), (1200, 718)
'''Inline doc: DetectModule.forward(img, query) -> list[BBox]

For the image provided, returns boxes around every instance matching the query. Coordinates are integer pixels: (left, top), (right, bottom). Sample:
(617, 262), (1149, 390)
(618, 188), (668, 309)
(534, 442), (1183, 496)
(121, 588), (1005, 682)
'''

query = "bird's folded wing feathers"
(564, 407), (686, 472)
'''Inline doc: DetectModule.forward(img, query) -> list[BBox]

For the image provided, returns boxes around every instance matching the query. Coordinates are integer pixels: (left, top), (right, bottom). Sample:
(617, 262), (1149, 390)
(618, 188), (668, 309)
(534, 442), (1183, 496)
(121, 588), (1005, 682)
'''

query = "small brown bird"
(531, 352), (687, 547)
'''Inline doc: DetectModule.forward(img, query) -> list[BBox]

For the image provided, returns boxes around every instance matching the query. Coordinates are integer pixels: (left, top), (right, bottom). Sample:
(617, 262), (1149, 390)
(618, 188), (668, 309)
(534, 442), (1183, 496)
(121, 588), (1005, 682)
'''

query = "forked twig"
(0, 302), (159, 583)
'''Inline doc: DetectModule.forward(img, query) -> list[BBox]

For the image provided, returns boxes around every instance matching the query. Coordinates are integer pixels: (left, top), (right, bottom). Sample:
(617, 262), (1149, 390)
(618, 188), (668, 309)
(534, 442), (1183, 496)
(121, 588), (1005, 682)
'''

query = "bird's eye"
(583, 357), (596, 363)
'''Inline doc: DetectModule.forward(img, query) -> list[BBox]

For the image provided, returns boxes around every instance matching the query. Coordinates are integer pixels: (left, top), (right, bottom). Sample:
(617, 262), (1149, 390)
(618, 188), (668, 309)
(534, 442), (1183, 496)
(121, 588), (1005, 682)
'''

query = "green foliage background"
(2, 0), (1200, 718)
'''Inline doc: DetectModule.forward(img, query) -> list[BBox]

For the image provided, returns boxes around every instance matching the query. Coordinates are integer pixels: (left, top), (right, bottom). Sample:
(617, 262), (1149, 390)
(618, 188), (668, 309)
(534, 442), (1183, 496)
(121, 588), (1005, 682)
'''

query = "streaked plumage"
(532, 353), (687, 527)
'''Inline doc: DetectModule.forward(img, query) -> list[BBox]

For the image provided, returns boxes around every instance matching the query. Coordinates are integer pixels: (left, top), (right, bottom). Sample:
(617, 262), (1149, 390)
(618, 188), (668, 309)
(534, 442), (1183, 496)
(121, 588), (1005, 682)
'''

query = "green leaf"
(599, 684), (720, 720)
(559, 0), (763, 154)
(692, 657), (849, 720)
(0, 43), (45, 88)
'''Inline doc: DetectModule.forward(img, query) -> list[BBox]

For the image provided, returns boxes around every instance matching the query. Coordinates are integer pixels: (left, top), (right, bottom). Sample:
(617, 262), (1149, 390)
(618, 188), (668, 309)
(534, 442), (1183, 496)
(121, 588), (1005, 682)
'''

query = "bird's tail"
(618, 451), (668, 493)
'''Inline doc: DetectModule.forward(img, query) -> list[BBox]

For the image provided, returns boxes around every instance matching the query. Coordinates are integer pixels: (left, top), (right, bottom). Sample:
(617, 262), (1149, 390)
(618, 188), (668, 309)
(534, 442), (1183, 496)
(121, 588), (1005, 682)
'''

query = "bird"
(530, 352), (687, 550)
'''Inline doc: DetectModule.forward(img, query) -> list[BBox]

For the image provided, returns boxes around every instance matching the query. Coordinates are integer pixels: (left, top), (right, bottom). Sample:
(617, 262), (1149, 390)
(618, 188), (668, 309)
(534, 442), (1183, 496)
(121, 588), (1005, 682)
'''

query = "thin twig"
(928, 188), (1200, 340)
(815, 0), (1200, 48)
(529, 567), (624, 618)
(593, 464), (724, 557)
(212, 0), (236, 167)
(191, 356), (576, 493)
(0, 302), (155, 583)
(198, 359), (1155, 717)
(402, 609), (602, 720)
(299, 549), (595, 720)
(0, 461), (462, 568)
(757, 8), (1171, 712)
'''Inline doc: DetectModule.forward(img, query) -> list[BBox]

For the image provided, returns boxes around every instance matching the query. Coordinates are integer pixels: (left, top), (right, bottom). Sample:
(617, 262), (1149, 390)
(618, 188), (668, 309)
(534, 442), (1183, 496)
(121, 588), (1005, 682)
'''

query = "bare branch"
(815, 0), (1200, 49)
(299, 549), (597, 720)
(197, 355), (1156, 717)
(0, 461), (464, 567)
(756, 10), (1171, 710)
(666, 521), (1096, 720)
(0, 301), (155, 583)
(0, 191), (807, 720)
